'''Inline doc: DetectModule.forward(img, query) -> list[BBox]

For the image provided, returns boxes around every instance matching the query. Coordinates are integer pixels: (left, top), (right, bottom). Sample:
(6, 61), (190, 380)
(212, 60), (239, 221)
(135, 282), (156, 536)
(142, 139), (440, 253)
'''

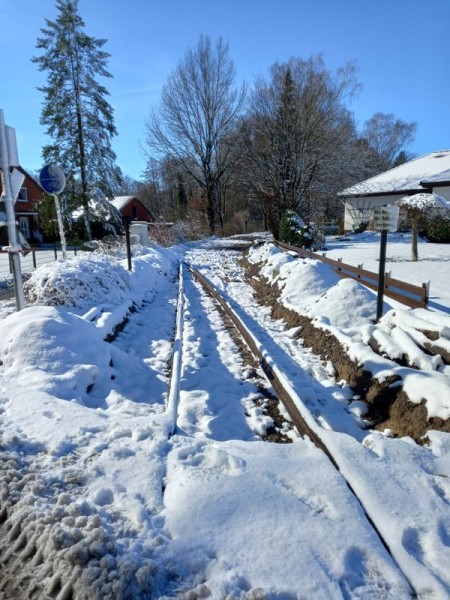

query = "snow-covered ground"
(0, 235), (449, 599)
(324, 231), (450, 313)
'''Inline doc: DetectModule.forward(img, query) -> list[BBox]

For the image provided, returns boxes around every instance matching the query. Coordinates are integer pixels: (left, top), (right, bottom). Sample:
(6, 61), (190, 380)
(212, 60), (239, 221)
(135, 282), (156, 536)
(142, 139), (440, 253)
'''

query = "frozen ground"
(0, 235), (448, 598)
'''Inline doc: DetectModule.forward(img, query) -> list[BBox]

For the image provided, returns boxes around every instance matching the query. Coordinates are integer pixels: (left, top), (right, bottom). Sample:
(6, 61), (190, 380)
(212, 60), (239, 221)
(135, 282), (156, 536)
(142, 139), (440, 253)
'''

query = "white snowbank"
(248, 241), (450, 421)
(0, 238), (448, 597)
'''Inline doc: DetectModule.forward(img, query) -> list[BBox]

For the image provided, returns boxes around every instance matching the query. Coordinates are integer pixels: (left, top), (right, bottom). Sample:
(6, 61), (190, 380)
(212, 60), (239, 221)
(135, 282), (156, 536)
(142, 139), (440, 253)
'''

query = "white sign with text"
(373, 205), (400, 232)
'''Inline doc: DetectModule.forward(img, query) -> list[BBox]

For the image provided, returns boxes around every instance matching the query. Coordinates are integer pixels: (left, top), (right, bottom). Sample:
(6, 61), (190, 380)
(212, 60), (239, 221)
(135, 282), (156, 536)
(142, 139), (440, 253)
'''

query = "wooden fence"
(276, 241), (429, 309)
(0, 246), (80, 275)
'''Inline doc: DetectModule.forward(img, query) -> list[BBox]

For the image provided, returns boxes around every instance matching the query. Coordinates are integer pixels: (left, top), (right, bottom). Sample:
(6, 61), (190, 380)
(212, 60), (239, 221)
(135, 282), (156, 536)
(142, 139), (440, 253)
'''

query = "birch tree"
(361, 112), (417, 172)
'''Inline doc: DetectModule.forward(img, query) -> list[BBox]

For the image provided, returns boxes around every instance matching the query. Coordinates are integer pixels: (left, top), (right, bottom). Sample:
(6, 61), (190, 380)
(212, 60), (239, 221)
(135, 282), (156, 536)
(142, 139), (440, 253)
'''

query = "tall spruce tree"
(32, 0), (121, 240)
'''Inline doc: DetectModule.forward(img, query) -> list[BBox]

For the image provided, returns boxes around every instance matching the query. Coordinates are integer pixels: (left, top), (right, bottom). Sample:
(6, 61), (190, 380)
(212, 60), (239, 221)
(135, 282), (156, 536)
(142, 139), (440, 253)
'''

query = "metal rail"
(186, 262), (423, 598)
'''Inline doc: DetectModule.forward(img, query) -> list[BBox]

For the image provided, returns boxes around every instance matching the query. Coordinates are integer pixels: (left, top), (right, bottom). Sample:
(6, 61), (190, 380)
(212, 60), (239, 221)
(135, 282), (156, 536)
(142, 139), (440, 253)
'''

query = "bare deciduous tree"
(361, 112), (416, 171)
(143, 35), (246, 235)
(238, 56), (361, 237)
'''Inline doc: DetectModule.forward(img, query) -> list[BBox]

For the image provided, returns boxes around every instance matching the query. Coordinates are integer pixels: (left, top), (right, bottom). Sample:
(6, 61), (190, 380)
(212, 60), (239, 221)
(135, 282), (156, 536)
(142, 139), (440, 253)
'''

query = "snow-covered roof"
(339, 151), (450, 197)
(111, 196), (134, 210)
(421, 168), (450, 186)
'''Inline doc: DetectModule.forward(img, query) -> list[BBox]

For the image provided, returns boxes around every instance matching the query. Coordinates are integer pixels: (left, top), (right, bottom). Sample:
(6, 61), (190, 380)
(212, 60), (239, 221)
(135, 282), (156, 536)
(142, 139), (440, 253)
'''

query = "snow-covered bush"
(352, 220), (369, 234)
(279, 210), (324, 249)
(149, 215), (207, 246)
(24, 254), (131, 308)
(423, 210), (450, 243)
(173, 214), (208, 242)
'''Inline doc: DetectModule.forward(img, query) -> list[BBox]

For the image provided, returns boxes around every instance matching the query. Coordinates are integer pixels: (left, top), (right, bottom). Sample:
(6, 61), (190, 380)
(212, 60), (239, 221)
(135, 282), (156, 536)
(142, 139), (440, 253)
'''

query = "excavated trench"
(240, 255), (450, 443)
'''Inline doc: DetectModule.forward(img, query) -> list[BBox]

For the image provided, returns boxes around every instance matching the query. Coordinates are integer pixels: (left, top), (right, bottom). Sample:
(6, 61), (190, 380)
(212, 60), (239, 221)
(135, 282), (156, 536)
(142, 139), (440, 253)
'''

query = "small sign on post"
(374, 205), (400, 321)
(373, 205), (400, 233)
(39, 164), (67, 260)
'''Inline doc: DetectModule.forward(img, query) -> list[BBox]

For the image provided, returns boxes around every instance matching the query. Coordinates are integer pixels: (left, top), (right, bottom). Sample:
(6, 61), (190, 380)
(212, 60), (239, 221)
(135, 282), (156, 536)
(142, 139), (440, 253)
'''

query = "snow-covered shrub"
(24, 254), (131, 308)
(149, 225), (177, 247)
(352, 220), (369, 234)
(279, 210), (324, 249)
(422, 208), (450, 243)
(425, 215), (450, 243)
(173, 214), (207, 242)
(149, 215), (207, 246)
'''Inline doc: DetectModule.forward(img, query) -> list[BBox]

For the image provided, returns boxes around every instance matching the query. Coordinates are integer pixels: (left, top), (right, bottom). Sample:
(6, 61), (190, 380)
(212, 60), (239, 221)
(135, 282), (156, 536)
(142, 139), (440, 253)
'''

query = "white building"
(339, 151), (450, 231)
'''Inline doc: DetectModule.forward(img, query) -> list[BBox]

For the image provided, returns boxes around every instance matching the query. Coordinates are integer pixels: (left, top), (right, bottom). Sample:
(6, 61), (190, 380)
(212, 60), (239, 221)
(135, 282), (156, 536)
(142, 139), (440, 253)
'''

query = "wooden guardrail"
(276, 241), (429, 309)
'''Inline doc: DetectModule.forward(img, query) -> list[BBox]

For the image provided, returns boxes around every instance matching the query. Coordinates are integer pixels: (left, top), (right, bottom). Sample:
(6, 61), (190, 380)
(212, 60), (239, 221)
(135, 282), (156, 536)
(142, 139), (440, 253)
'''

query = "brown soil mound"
(241, 256), (449, 443)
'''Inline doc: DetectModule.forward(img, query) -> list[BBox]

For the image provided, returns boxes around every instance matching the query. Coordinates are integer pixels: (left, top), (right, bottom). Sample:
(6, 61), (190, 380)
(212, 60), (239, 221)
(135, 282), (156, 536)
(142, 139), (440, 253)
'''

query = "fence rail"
(276, 240), (429, 309)
(0, 247), (80, 283)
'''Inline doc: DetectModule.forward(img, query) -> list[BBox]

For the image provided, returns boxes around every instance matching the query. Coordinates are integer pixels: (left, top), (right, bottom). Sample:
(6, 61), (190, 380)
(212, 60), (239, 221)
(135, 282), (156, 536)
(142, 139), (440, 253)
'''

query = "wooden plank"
(275, 240), (428, 309)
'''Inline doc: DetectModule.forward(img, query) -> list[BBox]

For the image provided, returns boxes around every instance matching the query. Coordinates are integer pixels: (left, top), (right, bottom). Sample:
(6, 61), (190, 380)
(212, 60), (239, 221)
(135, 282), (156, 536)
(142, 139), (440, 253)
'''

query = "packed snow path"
(161, 263), (413, 598)
(0, 239), (449, 598)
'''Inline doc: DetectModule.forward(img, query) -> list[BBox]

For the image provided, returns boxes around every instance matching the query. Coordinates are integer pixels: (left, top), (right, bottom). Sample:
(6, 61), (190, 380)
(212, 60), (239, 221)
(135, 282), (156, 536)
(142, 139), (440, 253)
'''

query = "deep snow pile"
(24, 254), (131, 307)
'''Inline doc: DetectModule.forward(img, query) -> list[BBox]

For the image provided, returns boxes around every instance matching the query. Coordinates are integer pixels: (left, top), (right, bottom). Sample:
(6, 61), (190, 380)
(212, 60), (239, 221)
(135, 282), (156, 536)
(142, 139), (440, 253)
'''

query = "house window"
(17, 187), (28, 202)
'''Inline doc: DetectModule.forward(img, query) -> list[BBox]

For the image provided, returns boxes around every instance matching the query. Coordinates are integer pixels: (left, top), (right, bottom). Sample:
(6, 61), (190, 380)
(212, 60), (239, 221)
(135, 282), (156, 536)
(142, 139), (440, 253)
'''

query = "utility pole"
(0, 110), (26, 311)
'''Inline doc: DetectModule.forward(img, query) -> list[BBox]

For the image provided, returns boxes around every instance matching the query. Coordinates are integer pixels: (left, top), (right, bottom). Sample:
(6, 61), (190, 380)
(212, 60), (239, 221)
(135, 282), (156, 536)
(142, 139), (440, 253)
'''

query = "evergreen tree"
(32, 0), (121, 240)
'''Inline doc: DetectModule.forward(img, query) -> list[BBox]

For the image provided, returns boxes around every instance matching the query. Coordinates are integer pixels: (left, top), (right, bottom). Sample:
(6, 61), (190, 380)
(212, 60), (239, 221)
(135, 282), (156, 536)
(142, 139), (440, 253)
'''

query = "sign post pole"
(122, 216), (132, 271)
(376, 229), (388, 321)
(0, 110), (26, 311)
(39, 165), (67, 260)
(53, 194), (67, 260)
(373, 205), (400, 322)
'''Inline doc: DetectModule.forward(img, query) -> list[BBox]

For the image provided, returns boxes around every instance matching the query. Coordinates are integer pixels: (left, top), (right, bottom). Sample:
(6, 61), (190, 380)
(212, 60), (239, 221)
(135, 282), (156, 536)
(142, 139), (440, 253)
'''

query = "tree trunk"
(206, 187), (216, 236)
(266, 197), (280, 239)
(411, 213), (419, 261)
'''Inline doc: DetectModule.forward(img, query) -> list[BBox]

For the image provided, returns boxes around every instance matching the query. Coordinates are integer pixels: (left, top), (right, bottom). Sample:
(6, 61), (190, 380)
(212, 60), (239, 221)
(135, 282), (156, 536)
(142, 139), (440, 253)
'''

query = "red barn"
(111, 196), (155, 223)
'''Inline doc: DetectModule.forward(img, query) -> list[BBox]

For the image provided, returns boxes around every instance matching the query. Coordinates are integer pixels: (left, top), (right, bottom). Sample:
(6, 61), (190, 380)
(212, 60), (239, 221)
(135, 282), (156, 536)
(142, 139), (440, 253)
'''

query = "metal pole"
(53, 193), (67, 259)
(376, 229), (388, 322)
(0, 110), (26, 311)
(125, 220), (132, 271)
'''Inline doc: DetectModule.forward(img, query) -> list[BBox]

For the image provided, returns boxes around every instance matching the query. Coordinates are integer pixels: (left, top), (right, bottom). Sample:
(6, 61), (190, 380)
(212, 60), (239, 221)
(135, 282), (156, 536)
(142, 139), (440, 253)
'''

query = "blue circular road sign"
(39, 164), (66, 194)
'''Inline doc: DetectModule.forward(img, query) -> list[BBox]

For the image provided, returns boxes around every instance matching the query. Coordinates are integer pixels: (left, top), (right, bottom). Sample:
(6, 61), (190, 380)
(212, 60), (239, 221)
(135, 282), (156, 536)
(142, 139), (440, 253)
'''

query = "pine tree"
(32, 0), (122, 240)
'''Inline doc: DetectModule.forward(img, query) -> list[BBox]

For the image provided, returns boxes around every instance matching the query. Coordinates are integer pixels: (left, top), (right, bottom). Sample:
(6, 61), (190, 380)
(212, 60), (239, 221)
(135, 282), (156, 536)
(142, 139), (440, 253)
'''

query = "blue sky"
(1, 0), (449, 181)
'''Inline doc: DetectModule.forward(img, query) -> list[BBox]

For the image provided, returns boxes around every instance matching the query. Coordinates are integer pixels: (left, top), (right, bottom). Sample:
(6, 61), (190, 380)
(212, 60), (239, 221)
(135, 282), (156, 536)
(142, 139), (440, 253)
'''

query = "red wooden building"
(111, 196), (155, 223)
(0, 167), (45, 245)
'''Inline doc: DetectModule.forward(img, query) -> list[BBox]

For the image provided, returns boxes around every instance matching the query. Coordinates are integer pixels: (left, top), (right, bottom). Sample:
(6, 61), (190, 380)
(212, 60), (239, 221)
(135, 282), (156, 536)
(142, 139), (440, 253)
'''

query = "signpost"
(122, 215), (132, 271)
(39, 164), (67, 260)
(0, 110), (26, 311)
(373, 205), (400, 321)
